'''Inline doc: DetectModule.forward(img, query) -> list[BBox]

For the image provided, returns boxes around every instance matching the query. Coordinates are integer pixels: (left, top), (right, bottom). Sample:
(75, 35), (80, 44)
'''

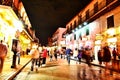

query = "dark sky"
(22, 0), (91, 46)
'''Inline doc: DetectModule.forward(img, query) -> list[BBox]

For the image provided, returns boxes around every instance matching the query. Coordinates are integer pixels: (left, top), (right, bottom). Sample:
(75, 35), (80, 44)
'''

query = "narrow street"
(14, 57), (120, 80)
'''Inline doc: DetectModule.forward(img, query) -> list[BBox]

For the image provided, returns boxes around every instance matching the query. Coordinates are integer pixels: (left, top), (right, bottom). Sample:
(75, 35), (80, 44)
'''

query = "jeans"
(31, 58), (39, 71)
(66, 54), (70, 64)
(17, 53), (20, 64)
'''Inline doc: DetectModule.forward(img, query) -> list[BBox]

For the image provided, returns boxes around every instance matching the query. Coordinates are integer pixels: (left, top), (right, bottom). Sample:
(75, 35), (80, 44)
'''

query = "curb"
(6, 59), (32, 80)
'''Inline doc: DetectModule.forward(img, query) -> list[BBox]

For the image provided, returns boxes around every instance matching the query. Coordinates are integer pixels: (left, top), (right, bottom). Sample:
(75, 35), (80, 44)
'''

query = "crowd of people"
(15, 41), (120, 72)
(1, 38), (120, 74)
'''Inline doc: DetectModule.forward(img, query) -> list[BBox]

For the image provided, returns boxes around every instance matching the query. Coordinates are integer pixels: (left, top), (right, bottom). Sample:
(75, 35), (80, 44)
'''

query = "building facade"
(65, 0), (120, 60)
(0, 0), (36, 55)
(52, 27), (66, 48)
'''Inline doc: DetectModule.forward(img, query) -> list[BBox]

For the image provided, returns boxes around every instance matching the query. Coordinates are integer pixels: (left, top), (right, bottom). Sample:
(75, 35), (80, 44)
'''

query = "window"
(78, 15), (82, 24)
(86, 10), (89, 20)
(107, 15), (114, 28)
(74, 20), (77, 28)
(70, 23), (72, 30)
(94, 2), (98, 14)
(74, 34), (76, 40)
(86, 29), (89, 35)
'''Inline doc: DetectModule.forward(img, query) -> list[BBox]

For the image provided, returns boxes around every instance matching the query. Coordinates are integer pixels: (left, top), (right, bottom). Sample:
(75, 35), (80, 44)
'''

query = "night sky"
(22, 0), (91, 46)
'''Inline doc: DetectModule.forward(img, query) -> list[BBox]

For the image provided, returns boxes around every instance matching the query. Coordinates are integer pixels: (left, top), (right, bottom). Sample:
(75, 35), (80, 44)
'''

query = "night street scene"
(1, 0), (120, 80)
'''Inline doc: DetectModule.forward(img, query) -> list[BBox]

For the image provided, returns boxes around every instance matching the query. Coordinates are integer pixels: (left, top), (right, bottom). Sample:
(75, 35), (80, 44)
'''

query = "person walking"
(77, 49), (82, 64)
(97, 49), (103, 73)
(49, 47), (54, 61)
(112, 47), (117, 60)
(65, 47), (72, 65)
(29, 41), (39, 72)
(38, 46), (43, 67)
(16, 40), (22, 65)
(73, 48), (78, 64)
(54, 48), (58, 61)
(0, 40), (8, 73)
(84, 47), (91, 67)
(97, 50), (103, 65)
(102, 46), (111, 75)
(42, 46), (47, 66)
(59, 48), (64, 59)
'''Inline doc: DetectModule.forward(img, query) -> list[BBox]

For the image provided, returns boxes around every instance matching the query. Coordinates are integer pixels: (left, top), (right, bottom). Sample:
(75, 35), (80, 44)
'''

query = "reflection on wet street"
(15, 58), (120, 80)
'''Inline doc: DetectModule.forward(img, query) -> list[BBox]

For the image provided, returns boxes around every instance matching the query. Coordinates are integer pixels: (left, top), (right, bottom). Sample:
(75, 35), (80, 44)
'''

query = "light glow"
(107, 37), (117, 43)
(107, 28), (116, 36)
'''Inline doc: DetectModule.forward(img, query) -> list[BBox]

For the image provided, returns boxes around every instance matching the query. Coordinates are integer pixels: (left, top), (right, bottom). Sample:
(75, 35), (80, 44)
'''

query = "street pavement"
(14, 56), (120, 80)
(1, 55), (120, 80)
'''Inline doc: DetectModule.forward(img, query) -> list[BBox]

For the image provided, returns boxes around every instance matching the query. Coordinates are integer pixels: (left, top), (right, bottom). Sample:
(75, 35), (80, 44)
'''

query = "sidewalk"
(0, 55), (31, 80)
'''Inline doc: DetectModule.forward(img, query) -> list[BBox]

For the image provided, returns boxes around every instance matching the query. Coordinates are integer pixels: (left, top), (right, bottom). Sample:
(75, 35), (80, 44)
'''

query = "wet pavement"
(14, 57), (120, 80)
(1, 55), (120, 80)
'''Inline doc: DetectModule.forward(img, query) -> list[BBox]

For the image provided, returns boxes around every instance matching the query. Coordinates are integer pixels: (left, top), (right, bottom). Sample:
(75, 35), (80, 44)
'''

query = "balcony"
(66, 0), (120, 34)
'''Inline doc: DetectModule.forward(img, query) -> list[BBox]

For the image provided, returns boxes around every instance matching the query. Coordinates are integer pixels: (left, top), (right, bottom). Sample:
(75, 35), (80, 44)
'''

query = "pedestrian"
(102, 46), (111, 75)
(89, 48), (94, 62)
(97, 50), (103, 65)
(77, 49), (82, 64)
(29, 41), (39, 72)
(73, 48), (78, 64)
(112, 47), (117, 60)
(38, 46), (43, 67)
(49, 47), (54, 61)
(65, 47), (72, 65)
(0, 40), (8, 73)
(54, 48), (58, 61)
(97, 49), (103, 73)
(42, 46), (47, 66)
(59, 48), (64, 59)
(84, 47), (91, 67)
(16, 40), (21, 65)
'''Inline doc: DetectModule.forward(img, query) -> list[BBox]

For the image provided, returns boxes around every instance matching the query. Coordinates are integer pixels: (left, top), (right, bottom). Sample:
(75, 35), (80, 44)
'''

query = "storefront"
(0, 5), (31, 57)
(19, 30), (33, 52)
(94, 34), (103, 60)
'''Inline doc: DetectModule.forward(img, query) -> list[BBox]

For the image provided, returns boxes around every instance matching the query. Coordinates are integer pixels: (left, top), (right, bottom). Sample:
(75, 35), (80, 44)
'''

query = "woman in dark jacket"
(103, 46), (111, 74)
(97, 50), (103, 65)
(103, 46), (111, 62)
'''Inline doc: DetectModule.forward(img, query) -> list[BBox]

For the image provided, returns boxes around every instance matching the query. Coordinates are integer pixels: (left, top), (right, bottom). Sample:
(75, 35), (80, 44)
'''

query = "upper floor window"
(70, 23), (72, 30)
(0, 1), (2, 4)
(94, 2), (98, 14)
(74, 20), (77, 28)
(78, 15), (82, 24)
(86, 9), (89, 20)
(107, 15), (114, 28)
